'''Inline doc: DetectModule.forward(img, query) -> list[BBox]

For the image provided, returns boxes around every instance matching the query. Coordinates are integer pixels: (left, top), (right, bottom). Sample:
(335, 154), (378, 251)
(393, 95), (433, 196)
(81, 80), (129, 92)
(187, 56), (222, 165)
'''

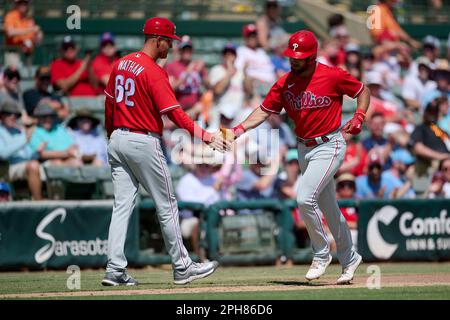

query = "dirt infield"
(2, 273), (450, 299)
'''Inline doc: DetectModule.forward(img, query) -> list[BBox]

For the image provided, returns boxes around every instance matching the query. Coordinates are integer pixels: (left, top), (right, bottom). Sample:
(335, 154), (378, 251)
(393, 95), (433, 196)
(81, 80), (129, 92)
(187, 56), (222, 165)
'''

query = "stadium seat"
(44, 166), (97, 200)
(219, 212), (276, 255)
(80, 165), (114, 199)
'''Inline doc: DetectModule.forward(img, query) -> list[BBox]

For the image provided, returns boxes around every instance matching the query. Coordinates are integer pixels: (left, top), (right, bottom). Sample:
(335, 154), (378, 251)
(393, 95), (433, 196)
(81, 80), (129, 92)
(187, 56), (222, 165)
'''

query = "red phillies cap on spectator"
(283, 30), (318, 60)
(143, 17), (181, 41)
(242, 24), (257, 37)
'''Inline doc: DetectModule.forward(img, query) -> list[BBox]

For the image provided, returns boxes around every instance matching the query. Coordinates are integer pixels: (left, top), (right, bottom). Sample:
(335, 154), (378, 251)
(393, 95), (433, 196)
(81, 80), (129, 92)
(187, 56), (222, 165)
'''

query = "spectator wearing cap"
(368, 0), (420, 48)
(402, 57), (437, 111)
(408, 35), (445, 78)
(255, 0), (288, 52)
(409, 101), (450, 176)
(0, 100), (42, 200)
(22, 66), (69, 119)
(208, 44), (245, 130)
(382, 149), (416, 199)
(0, 182), (12, 202)
(427, 157), (450, 198)
(0, 66), (22, 105)
(165, 35), (209, 117)
(29, 103), (82, 167)
(50, 36), (97, 96)
(3, 0), (43, 65)
(355, 155), (393, 199)
(67, 110), (108, 166)
(91, 32), (119, 94)
(235, 24), (276, 98)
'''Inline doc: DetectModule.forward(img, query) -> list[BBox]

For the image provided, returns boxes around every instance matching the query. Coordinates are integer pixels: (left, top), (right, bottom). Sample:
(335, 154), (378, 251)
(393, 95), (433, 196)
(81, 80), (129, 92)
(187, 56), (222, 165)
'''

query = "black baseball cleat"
(101, 272), (139, 286)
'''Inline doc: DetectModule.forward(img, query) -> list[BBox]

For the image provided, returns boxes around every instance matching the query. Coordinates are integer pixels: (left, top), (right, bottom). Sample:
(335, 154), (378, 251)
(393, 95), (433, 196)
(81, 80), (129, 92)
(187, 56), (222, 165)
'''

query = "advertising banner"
(0, 201), (139, 269)
(358, 199), (450, 261)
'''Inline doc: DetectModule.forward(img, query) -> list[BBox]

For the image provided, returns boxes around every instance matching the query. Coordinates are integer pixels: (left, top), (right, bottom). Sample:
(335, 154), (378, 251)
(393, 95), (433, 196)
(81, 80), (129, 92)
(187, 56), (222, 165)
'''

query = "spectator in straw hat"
(67, 109), (108, 166)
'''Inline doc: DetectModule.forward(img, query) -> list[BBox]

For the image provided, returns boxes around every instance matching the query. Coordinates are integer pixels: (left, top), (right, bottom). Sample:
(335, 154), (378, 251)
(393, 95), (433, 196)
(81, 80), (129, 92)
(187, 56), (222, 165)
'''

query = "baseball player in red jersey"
(101, 17), (229, 286)
(223, 30), (370, 284)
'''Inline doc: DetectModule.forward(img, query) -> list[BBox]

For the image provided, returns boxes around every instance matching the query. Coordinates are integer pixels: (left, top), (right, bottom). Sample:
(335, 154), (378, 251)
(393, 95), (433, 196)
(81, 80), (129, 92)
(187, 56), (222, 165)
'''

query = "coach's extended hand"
(207, 131), (231, 152)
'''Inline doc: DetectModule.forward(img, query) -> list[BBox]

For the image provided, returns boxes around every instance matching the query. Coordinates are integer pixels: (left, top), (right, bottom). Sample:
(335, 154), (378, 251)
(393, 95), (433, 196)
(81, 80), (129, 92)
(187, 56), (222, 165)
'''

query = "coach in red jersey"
(224, 30), (371, 285)
(102, 17), (226, 287)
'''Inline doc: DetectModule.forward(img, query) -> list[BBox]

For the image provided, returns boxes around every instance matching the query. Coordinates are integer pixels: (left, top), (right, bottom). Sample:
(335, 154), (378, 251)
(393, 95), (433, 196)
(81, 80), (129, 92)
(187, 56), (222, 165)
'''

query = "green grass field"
(1, 262), (450, 300)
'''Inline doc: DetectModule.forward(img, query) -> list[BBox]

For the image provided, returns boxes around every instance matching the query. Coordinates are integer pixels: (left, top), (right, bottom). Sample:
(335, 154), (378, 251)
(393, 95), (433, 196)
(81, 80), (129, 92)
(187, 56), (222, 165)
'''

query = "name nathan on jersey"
(284, 91), (332, 110)
(117, 59), (145, 77)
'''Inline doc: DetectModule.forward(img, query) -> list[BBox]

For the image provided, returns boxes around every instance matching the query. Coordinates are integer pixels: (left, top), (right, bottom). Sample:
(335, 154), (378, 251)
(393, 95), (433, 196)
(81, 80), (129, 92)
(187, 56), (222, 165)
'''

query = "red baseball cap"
(242, 24), (257, 37)
(143, 17), (181, 41)
(283, 30), (318, 60)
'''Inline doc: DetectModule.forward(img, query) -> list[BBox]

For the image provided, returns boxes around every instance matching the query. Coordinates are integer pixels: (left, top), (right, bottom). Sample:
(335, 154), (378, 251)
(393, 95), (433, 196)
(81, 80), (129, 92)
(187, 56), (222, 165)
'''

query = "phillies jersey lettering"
(284, 91), (332, 110)
(261, 62), (364, 139)
(105, 51), (180, 134)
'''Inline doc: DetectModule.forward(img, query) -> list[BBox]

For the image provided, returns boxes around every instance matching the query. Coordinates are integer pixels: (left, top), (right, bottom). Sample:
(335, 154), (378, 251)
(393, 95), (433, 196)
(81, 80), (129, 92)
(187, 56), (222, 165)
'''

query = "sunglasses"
(1, 112), (21, 118)
(337, 181), (355, 189)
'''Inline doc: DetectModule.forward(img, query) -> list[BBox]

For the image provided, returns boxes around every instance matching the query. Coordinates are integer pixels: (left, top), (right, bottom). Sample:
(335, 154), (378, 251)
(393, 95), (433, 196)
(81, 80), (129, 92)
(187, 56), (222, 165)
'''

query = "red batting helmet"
(283, 30), (318, 60)
(143, 17), (181, 41)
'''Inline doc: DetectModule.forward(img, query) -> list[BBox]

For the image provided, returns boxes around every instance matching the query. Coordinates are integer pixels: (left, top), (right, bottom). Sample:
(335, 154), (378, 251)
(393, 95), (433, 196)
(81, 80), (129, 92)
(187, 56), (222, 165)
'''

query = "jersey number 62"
(115, 75), (135, 107)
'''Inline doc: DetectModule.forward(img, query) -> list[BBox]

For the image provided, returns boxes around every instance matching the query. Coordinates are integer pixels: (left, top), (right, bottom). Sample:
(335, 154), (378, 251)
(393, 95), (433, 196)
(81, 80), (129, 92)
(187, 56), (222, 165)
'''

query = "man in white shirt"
(402, 58), (437, 111)
(208, 44), (245, 129)
(235, 24), (275, 98)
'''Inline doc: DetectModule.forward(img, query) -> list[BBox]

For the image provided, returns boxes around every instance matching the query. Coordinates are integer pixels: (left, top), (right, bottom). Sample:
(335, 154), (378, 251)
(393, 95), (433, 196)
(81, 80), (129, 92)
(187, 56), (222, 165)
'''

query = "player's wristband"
(232, 124), (246, 138)
(355, 108), (366, 119)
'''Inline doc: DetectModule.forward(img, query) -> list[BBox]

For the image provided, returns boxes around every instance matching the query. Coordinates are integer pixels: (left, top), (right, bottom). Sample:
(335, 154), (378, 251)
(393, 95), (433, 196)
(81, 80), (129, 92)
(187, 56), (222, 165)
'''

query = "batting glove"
(342, 109), (366, 135)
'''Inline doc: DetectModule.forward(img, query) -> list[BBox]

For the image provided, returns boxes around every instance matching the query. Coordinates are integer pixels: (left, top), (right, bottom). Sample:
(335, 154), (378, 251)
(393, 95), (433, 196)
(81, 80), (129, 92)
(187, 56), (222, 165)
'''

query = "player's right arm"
(227, 80), (283, 139)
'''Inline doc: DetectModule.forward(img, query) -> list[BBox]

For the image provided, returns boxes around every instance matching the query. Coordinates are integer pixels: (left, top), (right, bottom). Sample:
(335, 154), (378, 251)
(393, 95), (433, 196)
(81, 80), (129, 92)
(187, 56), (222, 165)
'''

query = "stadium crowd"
(1, 0), (450, 256)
